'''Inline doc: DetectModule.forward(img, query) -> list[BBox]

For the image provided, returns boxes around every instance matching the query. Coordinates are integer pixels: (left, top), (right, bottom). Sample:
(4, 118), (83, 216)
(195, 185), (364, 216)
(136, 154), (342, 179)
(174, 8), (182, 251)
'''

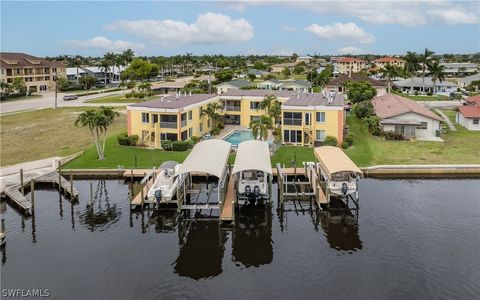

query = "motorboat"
(147, 161), (181, 204)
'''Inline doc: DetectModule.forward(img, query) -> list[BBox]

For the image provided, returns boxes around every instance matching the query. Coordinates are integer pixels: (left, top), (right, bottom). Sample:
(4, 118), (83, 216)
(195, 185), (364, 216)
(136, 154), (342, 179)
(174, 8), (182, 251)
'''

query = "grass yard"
(344, 116), (480, 166)
(393, 91), (449, 101)
(0, 107), (126, 166)
(86, 94), (156, 104)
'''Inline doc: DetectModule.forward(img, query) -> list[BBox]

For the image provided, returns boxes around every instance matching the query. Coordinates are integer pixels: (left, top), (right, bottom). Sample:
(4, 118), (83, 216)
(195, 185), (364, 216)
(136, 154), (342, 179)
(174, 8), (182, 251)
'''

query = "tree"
(250, 116), (272, 141)
(119, 80), (128, 93)
(247, 73), (256, 82)
(122, 49), (135, 66)
(259, 94), (275, 116)
(253, 61), (266, 70)
(403, 51), (420, 80)
(353, 100), (374, 119)
(57, 77), (70, 90)
(281, 67), (291, 79)
(149, 63), (160, 80)
(214, 70), (234, 83)
(269, 100), (281, 125)
(293, 65), (304, 74)
(11, 77), (27, 94)
(201, 102), (223, 127)
(427, 61), (445, 94)
(345, 81), (377, 103)
(99, 58), (111, 85)
(138, 82), (152, 97)
(125, 58), (152, 82)
(0, 82), (11, 93)
(380, 63), (401, 93)
(419, 48), (435, 87)
(79, 76), (96, 89)
(74, 55), (83, 85)
(74, 107), (119, 160)
(103, 52), (116, 83)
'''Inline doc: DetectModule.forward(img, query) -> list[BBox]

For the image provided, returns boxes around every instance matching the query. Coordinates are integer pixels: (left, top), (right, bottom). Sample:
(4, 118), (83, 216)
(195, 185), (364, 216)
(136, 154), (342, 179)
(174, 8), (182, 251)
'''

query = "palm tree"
(419, 48), (434, 89)
(99, 59), (110, 85)
(259, 94), (276, 116)
(74, 55), (83, 85)
(247, 73), (256, 82)
(427, 61), (445, 94)
(403, 51), (420, 81)
(269, 100), (282, 125)
(98, 106), (120, 154)
(104, 52), (116, 83)
(250, 116), (272, 141)
(380, 63), (401, 93)
(201, 102), (223, 128)
(122, 49), (134, 66)
(282, 67), (291, 79)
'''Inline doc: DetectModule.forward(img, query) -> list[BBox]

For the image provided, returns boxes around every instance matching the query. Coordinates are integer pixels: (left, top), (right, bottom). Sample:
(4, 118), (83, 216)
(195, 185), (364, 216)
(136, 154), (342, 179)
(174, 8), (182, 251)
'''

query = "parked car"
(63, 95), (78, 101)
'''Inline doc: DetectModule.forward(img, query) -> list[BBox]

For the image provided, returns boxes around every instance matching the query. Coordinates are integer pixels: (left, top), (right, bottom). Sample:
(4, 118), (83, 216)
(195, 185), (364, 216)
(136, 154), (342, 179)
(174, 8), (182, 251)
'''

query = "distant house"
(440, 62), (478, 77)
(257, 79), (312, 93)
(296, 56), (313, 64)
(457, 73), (480, 89)
(66, 66), (125, 84)
(271, 62), (298, 73)
(394, 77), (457, 95)
(326, 74), (387, 96)
(216, 79), (251, 94)
(333, 57), (367, 75)
(457, 96), (480, 131)
(372, 94), (443, 140)
(373, 57), (405, 70)
(238, 68), (269, 78)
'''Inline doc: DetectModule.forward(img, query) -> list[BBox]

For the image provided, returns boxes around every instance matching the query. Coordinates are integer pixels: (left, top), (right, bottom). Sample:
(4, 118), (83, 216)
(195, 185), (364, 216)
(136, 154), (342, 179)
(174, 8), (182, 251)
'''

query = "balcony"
(224, 106), (241, 112)
(283, 119), (302, 126)
(181, 120), (187, 127)
(160, 122), (177, 129)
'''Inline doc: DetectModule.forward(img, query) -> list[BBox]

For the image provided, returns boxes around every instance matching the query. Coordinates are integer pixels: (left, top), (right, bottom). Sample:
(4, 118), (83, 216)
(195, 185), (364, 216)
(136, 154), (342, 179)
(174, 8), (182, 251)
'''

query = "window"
(141, 130), (149, 141)
(250, 101), (261, 110)
(416, 122), (427, 130)
(181, 130), (188, 141)
(188, 111), (192, 121)
(305, 113), (311, 125)
(283, 112), (302, 126)
(161, 133), (178, 141)
(395, 125), (415, 137)
(250, 116), (260, 123)
(152, 114), (158, 123)
(141, 113), (149, 123)
(283, 130), (302, 143)
(473, 119), (479, 125)
(200, 123), (203, 132)
(316, 112), (325, 123)
(316, 130), (326, 141)
(188, 128), (193, 138)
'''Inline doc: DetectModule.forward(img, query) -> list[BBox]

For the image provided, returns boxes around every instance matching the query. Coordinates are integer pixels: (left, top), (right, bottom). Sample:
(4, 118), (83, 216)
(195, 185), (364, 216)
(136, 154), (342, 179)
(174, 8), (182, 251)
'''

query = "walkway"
(433, 108), (456, 131)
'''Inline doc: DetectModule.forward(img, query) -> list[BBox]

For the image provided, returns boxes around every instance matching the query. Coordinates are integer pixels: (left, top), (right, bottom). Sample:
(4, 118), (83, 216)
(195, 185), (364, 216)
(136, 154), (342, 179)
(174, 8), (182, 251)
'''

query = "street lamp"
(52, 72), (58, 110)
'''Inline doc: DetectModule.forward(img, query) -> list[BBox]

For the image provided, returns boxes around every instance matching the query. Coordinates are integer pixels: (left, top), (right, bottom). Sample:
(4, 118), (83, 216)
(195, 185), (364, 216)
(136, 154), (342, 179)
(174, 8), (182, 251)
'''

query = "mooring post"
(1, 218), (5, 233)
(30, 179), (35, 210)
(130, 168), (134, 201)
(58, 161), (62, 193)
(152, 167), (156, 183)
(89, 182), (93, 206)
(20, 168), (24, 195)
(70, 172), (73, 199)
(140, 186), (144, 209)
(134, 155), (137, 168)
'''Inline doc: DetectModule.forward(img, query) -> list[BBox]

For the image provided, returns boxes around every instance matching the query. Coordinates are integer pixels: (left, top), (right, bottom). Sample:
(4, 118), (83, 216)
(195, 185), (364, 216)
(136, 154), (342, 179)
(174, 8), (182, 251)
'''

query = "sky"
(1, 0), (479, 57)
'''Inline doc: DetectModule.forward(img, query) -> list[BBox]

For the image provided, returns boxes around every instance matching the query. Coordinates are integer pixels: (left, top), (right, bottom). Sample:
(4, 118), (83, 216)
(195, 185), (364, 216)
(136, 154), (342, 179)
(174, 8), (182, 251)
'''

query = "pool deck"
(217, 125), (275, 142)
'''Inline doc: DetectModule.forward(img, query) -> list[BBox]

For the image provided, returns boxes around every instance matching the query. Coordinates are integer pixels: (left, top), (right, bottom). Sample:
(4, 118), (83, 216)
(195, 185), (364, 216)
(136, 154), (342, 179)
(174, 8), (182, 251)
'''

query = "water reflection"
(77, 180), (121, 232)
(148, 209), (178, 233)
(232, 204), (273, 267)
(318, 198), (362, 252)
(174, 220), (226, 280)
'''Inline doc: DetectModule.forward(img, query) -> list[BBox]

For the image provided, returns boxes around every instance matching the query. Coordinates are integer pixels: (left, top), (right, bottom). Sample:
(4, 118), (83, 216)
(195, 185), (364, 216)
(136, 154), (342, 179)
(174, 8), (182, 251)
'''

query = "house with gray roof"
(216, 79), (252, 94)
(257, 79), (312, 93)
(394, 77), (457, 95)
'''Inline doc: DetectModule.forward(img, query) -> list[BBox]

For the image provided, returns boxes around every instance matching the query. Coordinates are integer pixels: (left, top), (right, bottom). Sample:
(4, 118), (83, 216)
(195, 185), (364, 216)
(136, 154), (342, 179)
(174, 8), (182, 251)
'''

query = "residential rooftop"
(221, 89), (295, 98)
(458, 105), (480, 118)
(216, 79), (251, 88)
(328, 74), (387, 87)
(0, 52), (64, 68)
(394, 77), (455, 88)
(373, 57), (405, 63)
(336, 57), (366, 63)
(283, 92), (344, 107)
(129, 94), (217, 110)
(371, 94), (443, 121)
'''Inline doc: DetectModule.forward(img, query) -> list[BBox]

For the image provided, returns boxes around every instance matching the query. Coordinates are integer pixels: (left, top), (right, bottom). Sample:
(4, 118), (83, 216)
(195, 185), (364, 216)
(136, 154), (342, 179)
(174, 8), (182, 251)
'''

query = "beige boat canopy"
(175, 139), (231, 178)
(314, 146), (363, 178)
(232, 140), (273, 175)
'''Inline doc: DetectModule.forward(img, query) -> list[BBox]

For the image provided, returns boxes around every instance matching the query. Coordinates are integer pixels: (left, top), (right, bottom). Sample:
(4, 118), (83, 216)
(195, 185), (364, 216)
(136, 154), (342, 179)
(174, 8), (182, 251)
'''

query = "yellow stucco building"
(127, 90), (345, 147)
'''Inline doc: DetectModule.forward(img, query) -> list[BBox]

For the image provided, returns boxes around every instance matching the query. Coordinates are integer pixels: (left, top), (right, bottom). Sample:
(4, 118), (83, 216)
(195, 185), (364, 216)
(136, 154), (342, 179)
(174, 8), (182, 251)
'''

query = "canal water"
(1, 179), (479, 300)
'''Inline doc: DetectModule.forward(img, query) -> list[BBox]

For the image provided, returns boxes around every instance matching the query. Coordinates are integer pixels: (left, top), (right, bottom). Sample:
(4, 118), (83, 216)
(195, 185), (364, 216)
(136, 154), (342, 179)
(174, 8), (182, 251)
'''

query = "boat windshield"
(331, 172), (351, 181)
(241, 170), (265, 182)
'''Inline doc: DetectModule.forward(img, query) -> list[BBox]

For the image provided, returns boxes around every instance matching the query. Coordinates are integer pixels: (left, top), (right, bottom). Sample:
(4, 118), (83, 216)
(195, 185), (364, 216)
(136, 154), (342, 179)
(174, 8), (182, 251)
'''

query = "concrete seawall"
(362, 165), (480, 178)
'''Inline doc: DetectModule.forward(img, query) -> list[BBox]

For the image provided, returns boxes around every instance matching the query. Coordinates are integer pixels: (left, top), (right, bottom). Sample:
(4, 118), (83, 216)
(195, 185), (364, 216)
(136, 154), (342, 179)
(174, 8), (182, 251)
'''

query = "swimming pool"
(222, 130), (254, 145)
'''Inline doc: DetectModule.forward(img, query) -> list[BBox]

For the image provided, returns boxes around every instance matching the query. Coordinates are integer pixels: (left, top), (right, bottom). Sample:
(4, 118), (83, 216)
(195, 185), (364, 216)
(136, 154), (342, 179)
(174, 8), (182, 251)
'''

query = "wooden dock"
(4, 188), (31, 213)
(220, 174), (235, 222)
(123, 169), (153, 178)
(130, 169), (159, 208)
(37, 172), (79, 199)
(272, 167), (306, 176)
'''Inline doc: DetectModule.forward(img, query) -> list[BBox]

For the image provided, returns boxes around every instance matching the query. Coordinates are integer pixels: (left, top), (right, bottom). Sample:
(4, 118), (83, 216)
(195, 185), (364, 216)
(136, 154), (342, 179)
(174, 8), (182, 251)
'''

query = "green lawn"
(271, 146), (315, 166)
(393, 91), (449, 101)
(344, 116), (480, 166)
(86, 94), (155, 104)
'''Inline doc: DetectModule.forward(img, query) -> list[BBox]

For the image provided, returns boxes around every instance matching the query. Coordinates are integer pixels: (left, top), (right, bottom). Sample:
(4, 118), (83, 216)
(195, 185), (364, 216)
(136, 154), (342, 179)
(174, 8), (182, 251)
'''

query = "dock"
(37, 172), (79, 199)
(130, 168), (160, 208)
(220, 174), (235, 222)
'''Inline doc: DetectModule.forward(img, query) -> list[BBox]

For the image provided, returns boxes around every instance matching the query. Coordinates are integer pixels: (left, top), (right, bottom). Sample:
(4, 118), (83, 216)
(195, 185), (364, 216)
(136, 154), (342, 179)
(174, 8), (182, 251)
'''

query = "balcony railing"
(160, 122), (177, 129)
(181, 120), (187, 127)
(284, 119), (302, 126)
(224, 106), (241, 112)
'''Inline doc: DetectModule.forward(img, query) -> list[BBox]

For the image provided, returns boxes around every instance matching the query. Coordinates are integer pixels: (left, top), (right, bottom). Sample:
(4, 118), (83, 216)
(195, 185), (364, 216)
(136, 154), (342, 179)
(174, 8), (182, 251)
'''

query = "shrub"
(414, 91), (419, 96)
(353, 100), (374, 119)
(161, 140), (173, 151)
(125, 93), (132, 99)
(127, 81), (136, 89)
(190, 136), (200, 144)
(363, 116), (382, 135)
(384, 131), (406, 140)
(117, 133), (138, 146)
(172, 141), (190, 151)
(426, 91), (433, 96)
(211, 127), (221, 135)
(341, 141), (349, 149)
(216, 121), (225, 130)
(344, 134), (354, 146)
(138, 94), (145, 99)
(323, 135), (338, 146)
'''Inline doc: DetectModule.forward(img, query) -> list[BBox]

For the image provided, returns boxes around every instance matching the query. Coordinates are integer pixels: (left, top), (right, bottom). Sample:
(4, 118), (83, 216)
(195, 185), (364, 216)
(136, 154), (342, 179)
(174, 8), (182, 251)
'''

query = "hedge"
(117, 133), (139, 146)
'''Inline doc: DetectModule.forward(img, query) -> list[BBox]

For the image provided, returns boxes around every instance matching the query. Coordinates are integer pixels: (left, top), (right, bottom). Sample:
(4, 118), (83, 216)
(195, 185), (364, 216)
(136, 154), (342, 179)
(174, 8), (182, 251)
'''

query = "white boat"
(237, 170), (269, 202)
(147, 161), (181, 204)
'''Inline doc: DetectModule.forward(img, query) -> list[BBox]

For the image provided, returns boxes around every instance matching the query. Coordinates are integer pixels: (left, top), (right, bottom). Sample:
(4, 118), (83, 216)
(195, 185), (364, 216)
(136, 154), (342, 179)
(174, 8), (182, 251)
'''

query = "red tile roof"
(336, 57), (366, 63)
(466, 95), (480, 106)
(373, 57), (405, 63)
(458, 106), (480, 118)
(0, 52), (65, 68)
(327, 74), (387, 87)
(372, 94), (443, 121)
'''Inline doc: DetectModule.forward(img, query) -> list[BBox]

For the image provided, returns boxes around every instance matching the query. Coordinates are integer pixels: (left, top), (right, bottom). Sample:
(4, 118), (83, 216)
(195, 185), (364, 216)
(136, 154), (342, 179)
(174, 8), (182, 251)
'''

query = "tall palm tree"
(98, 106), (120, 154)
(403, 51), (420, 81)
(74, 55), (83, 85)
(427, 61), (445, 94)
(259, 94), (276, 116)
(250, 117), (272, 141)
(419, 48), (434, 88)
(201, 102), (223, 128)
(103, 52), (116, 83)
(99, 59), (110, 85)
(122, 49), (135, 66)
(75, 109), (103, 159)
(380, 63), (401, 93)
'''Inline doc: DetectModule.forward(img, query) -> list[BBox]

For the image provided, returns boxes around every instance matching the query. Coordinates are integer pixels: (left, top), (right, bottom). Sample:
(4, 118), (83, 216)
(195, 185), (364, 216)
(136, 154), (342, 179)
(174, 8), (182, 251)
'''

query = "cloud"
(217, 1), (246, 12)
(62, 36), (145, 52)
(428, 9), (480, 25)
(336, 46), (368, 55)
(305, 22), (374, 44)
(105, 12), (254, 47)
(281, 25), (296, 32)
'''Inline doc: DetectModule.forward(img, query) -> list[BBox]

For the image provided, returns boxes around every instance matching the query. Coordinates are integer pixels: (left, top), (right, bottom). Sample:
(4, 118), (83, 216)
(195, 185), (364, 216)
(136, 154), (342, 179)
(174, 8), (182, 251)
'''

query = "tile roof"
(336, 57), (366, 63)
(371, 94), (443, 121)
(394, 77), (455, 88)
(221, 89), (295, 98)
(283, 92), (344, 107)
(129, 94), (217, 109)
(0, 52), (65, 68)
(217, 79), (251, 88)
(458, 105), (480, 118)
(466, 95), (480, 106)
(373, 57), (405, 63)
(328, 74), (387, 87)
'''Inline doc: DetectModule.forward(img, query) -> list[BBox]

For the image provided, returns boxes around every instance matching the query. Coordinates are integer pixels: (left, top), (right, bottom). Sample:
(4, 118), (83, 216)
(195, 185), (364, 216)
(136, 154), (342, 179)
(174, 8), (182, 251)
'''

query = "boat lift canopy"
(175, 139), (231, 178)
(314, 146), (363, 179)
(232, 140), (272, 175)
